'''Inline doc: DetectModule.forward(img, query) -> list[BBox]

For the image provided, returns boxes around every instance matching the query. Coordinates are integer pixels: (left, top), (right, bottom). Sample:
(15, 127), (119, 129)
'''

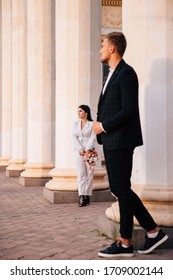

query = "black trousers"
(104, 148), (157, 239)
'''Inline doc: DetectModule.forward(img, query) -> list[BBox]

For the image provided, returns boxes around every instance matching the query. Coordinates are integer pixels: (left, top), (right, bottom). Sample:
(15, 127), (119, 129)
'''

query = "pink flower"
(83, 148), (98, 169)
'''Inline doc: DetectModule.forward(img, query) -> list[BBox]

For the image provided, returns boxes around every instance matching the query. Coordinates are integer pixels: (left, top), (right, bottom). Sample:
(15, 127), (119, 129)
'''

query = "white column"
(6, 0), (27, 177)
(19, 0), (55, 186)
(0, 0), (12, 169)
(106, 0), (173, 226)
(46, 0), (108, 192)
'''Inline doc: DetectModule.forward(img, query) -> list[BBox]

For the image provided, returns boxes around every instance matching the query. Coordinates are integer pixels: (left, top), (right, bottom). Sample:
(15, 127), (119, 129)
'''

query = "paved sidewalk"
(0, 171), (172, 260)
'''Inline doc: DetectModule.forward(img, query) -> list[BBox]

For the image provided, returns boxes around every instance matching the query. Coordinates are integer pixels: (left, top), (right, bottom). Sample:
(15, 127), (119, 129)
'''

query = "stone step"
(43, 188), (116, 204)
(98, 213), (173, 250)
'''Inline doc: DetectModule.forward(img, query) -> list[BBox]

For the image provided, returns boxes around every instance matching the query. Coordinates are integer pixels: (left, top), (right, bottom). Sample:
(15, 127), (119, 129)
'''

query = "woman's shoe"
(84, 195), (90, 205)
(78, 195), (86, 207)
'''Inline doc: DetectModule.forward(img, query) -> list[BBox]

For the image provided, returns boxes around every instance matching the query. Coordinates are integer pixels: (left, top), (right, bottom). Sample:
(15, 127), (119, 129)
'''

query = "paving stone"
(0, 171), (173, 260)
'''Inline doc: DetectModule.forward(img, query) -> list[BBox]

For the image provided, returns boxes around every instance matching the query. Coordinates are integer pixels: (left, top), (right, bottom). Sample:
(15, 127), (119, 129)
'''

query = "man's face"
(100, 38), (112, 63)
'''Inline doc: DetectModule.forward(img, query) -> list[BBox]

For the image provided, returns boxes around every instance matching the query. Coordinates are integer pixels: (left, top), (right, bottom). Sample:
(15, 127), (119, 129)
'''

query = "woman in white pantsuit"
(72, 105), (96, 207)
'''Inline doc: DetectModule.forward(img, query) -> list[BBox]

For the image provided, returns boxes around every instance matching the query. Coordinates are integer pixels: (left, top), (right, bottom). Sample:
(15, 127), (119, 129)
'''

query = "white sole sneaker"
(138, 232), (168, 254)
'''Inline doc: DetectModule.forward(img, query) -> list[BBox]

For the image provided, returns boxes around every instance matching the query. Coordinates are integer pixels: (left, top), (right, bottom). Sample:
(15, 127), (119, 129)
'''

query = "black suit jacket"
(97, 59), (143, 150)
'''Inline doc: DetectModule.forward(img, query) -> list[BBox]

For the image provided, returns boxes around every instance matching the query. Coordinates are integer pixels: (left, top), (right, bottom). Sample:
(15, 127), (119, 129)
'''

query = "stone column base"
(45, 167), (109, 191)
(43, 188), (116, 204)
(6, 169), (22, 177)
(0, 165), (7, 171)
(0, 157), (10, 171)
(19, 162), (54, 186)
(98, 213), (173, 250)
(19, 176), (50, 187)
(44, 167), (113, 203)
(6, 160), (26, 177)
(105, 184), (173, 227)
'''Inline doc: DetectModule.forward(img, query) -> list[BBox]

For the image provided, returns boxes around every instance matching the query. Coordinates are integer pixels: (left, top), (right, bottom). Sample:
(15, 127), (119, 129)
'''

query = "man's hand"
(79, 149), (84, 156)
(92, 121), (104, 135)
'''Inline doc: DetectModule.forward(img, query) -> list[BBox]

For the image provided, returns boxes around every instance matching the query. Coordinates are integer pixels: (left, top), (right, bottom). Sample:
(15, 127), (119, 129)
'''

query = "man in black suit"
(92, 32), (168, 257)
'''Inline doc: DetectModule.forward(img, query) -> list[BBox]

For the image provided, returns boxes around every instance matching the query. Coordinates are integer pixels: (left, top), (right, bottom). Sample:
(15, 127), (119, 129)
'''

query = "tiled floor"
(0, 171), (172, 260)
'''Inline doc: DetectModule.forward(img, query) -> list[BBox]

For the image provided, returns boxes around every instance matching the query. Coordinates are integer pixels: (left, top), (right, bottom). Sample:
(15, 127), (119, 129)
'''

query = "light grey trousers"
(75, 152), (94, 196)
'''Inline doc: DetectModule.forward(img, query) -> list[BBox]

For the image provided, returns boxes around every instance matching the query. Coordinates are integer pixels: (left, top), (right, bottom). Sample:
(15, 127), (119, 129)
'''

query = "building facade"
(0, 0), (173, 227)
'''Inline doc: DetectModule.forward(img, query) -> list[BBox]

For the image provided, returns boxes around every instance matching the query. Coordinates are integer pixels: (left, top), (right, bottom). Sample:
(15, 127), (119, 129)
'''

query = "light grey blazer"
(72, 120), (96, 152)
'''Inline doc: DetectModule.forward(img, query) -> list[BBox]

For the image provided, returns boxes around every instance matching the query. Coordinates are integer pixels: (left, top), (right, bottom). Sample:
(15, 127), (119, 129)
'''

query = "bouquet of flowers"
(83, 148), (98, 169)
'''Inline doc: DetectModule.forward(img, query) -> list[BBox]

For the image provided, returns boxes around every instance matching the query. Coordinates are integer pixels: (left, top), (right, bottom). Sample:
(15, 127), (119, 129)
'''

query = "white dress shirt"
(102, 67), (115, 95)
(100, 67), (115, 132)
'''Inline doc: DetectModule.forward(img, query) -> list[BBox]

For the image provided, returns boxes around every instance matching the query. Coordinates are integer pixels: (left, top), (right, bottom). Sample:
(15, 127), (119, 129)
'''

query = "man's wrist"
(100, 123), (106, 133)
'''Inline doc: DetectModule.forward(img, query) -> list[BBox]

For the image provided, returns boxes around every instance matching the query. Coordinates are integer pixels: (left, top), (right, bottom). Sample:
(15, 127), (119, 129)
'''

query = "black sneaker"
(98, 241), (134, 258)
(138, 229), (168, 254)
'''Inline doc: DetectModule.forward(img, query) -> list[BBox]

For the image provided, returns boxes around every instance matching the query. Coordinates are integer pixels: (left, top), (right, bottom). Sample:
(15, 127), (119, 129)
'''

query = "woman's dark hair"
(105, 32), (127, 57)
(79, 105), (93, 121)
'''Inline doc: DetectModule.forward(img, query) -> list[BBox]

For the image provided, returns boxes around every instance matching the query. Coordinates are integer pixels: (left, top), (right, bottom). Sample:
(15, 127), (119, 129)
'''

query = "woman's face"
(78, 108), (87, 119)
